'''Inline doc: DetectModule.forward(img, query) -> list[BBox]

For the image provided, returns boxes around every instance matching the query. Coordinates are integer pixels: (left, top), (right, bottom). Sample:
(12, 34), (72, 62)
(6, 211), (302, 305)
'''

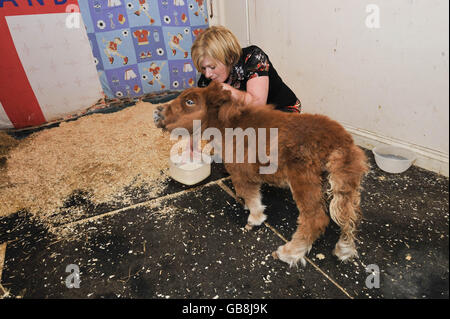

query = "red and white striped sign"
(0, 0), (102, 129)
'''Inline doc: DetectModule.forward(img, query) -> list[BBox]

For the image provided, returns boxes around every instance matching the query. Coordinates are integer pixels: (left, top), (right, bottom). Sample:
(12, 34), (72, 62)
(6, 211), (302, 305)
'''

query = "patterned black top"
(198, 45), (300, 112)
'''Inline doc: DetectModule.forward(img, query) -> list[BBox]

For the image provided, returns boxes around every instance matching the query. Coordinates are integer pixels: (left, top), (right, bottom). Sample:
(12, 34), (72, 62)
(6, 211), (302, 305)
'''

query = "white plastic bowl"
(169, 153), (211, 185)
(372, 145), (416, 174)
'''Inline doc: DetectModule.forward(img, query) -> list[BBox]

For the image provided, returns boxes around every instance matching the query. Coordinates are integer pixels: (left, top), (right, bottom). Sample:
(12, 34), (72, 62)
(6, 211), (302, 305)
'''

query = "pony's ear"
(204, 81), (232, 109)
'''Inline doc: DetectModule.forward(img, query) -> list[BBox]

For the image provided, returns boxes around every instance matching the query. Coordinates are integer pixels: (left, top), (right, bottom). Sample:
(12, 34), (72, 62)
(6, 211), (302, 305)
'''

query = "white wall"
(208, 0), (249, 45)
(210, 0), (449, 176)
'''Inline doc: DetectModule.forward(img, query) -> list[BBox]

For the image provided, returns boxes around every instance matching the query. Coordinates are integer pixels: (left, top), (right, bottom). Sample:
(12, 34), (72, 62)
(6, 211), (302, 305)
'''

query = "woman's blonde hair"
(191, 25), (242, 72)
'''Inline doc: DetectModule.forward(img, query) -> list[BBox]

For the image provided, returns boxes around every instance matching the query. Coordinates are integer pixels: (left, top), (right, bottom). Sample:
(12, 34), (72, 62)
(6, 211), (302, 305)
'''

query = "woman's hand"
(219, 77), (269, 106)
(219, 82), (234, 93)
(219, 83), (246, 104)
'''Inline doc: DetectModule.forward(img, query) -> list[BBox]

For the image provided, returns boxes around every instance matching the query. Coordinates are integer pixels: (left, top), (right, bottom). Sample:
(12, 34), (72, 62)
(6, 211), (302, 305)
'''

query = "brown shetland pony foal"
(155, 82), (369, 267)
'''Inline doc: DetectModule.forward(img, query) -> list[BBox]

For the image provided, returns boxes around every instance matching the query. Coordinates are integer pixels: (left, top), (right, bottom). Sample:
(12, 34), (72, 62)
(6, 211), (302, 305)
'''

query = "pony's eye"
(185, 99), (195, 106)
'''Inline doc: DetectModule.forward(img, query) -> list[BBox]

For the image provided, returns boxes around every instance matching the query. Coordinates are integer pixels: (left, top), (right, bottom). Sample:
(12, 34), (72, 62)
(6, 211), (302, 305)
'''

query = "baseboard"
(342, 124), (449, 177)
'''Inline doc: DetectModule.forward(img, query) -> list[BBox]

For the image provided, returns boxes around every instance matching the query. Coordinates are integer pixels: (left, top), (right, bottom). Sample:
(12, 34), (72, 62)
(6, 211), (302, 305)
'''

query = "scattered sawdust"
(0, 131), (19, 157)
(316, 253), (326, 260)
(0, 101), (174, 230)
(0, 132), (20, 188)
(54, 201), (198, 240)
(146, 202), (198, 224)
(149, 204), (180, 223)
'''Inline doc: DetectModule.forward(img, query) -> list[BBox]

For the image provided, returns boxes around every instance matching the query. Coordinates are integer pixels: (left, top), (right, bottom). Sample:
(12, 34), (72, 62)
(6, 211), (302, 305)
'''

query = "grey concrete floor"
(0, 149), (448, 300)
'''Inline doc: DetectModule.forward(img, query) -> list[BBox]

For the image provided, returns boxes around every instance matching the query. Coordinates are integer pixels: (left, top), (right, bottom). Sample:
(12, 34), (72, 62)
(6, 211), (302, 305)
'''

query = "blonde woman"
(191, 25), (301, 113)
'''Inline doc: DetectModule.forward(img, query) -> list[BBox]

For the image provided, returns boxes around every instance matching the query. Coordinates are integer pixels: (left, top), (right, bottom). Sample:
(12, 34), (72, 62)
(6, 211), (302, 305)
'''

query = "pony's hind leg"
(326, 147), (368, 262)
(273, 169), (330, 267)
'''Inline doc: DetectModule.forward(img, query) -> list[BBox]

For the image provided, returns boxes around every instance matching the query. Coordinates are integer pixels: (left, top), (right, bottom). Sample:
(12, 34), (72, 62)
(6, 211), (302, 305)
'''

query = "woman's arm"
(221, 75), (269, 106)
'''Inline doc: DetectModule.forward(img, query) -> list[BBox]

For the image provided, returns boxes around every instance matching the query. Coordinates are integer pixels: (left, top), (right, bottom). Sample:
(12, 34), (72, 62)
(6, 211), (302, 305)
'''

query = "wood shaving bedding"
(0, 101), (173, 229)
